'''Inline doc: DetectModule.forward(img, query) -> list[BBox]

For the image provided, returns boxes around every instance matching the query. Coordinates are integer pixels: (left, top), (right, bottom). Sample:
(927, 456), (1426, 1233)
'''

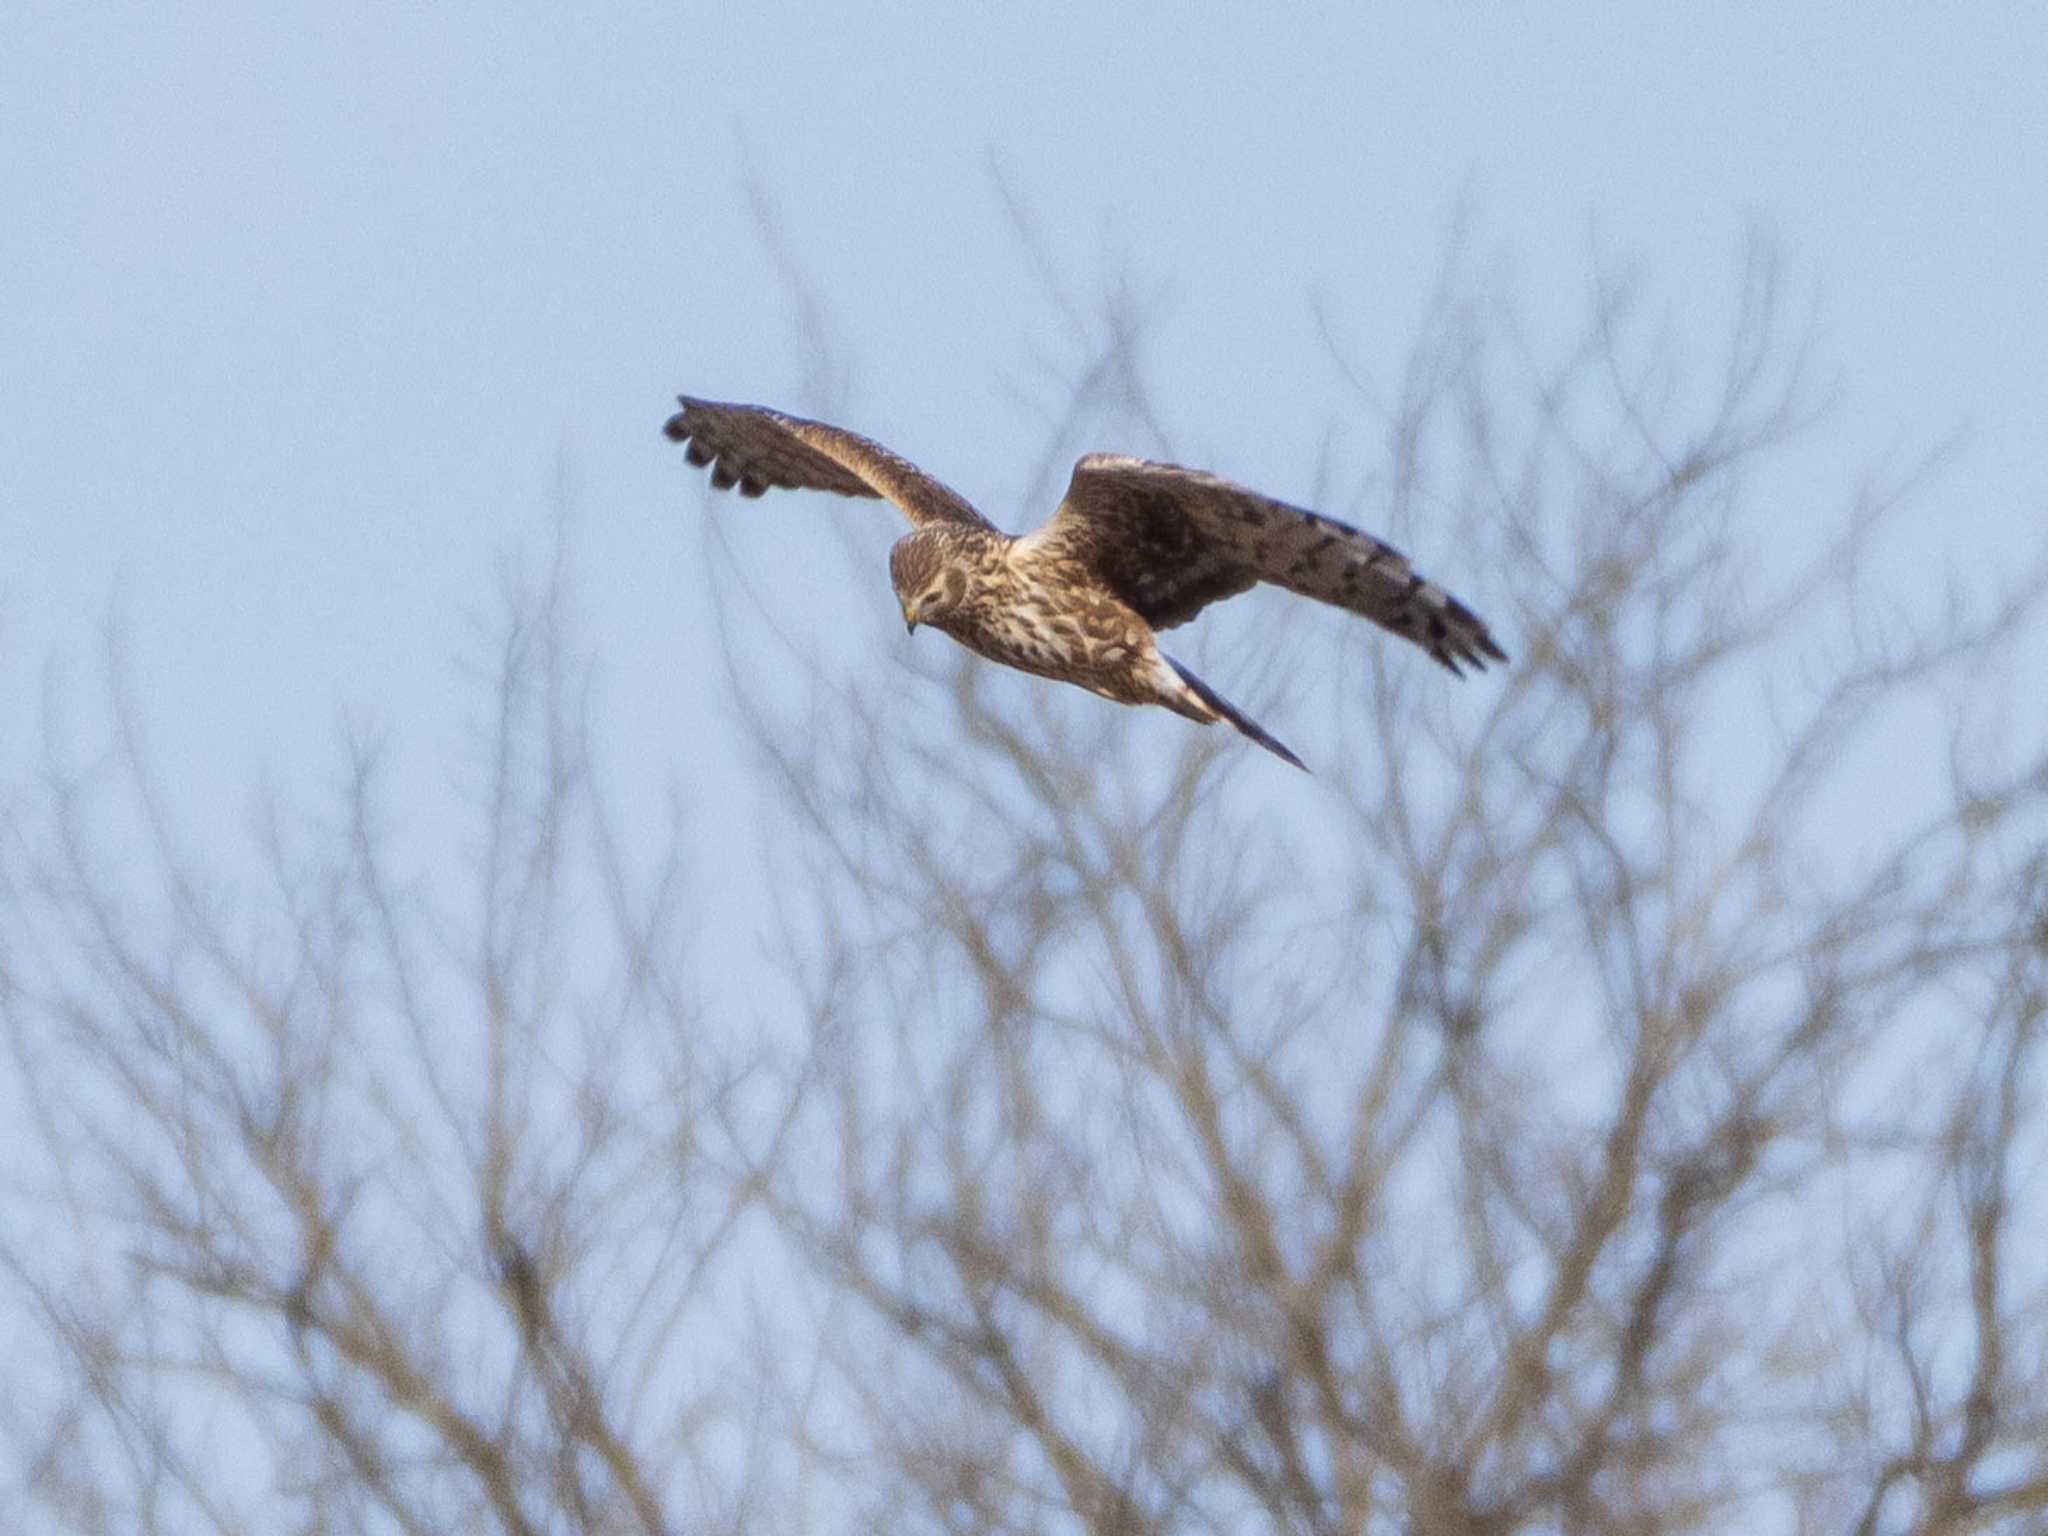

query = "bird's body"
(904, 528), (1158, 701)
(665, 394), (1506, 770)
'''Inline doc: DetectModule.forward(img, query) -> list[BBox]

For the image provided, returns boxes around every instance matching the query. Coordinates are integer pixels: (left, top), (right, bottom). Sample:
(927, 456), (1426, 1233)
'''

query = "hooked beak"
(902, 603), (919, 634)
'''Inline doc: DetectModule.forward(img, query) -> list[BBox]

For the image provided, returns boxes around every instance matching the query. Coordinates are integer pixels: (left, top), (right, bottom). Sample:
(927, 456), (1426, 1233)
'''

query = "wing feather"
(1045, 455), (1507, 673)
(663, 396), (995, 532)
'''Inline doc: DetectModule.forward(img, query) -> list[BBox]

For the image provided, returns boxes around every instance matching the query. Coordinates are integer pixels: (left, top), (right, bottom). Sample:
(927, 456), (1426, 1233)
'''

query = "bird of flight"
(665, 395), (1505, 770)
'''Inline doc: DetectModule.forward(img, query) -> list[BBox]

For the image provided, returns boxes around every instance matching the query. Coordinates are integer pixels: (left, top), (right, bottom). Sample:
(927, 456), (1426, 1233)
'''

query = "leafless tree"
(5, 233), (2046, 1536)
(2, 542), (795, 1534)
(725, 235), (2048, 1536)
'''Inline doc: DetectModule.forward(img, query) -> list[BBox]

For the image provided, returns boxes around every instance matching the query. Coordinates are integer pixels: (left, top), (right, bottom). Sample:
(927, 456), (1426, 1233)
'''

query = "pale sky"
(6, 9), (2048, 1527)
(5, 0), (2045, 897)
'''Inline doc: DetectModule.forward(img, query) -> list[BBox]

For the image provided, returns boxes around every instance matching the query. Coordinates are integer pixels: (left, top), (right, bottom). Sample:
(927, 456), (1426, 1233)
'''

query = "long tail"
(1162, 656), (1308, 772)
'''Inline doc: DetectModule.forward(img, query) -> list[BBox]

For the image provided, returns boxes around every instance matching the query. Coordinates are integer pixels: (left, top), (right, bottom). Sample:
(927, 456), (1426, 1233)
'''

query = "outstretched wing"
(663, 396), (995, 532)
(1039, 455), (1507, 674)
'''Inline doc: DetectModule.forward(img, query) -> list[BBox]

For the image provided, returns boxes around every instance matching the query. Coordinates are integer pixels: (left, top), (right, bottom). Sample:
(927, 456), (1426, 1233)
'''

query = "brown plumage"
(665, 394), (1507, 771)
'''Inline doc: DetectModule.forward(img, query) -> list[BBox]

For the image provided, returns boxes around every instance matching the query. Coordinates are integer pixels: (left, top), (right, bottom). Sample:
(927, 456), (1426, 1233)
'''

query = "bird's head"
(889, 531), (969, 634)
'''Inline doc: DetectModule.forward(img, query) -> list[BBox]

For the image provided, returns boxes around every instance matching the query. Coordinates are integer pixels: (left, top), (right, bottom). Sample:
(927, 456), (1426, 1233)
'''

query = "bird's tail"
(1162, 656), (1308, 772)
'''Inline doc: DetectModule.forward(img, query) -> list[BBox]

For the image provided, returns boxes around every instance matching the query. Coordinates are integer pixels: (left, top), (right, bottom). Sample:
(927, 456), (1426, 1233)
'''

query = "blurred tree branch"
(3, 544), (786, 1533)
(5, 227), (2045, 1536)
(727, 230), (2048, 1536)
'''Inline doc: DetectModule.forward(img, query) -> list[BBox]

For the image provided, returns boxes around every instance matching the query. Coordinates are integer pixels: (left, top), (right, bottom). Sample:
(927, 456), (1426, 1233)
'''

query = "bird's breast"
(937, 565), (1154, 700)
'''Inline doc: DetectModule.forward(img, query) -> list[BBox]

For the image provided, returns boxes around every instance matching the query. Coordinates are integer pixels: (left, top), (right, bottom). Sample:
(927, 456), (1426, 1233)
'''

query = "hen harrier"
(665, 395), (1505, 770)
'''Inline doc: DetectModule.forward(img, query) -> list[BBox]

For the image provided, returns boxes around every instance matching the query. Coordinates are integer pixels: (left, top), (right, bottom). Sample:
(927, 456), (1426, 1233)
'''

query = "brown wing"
(662, 396), (995, 532)
(1040, 455), (1507, 674)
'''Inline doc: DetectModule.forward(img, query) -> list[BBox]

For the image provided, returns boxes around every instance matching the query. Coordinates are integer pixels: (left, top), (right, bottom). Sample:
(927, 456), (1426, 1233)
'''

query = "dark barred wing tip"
(663, 398), (765, 495)
(702, 463), (763, 496)
(1430, 631), (1506, 678)
(1411, 583), (1508, 676)
(1456, 604), (1510, 672)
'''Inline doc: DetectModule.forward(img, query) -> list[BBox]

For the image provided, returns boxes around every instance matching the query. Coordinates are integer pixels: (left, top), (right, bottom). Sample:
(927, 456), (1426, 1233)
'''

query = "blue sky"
(4, 1), (2044, 871)
(5, 8), (2047, 1526)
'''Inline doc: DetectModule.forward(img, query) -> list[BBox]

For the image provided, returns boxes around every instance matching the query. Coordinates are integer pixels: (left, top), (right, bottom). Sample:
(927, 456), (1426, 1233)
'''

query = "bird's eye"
(922, 588), (947, 611)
